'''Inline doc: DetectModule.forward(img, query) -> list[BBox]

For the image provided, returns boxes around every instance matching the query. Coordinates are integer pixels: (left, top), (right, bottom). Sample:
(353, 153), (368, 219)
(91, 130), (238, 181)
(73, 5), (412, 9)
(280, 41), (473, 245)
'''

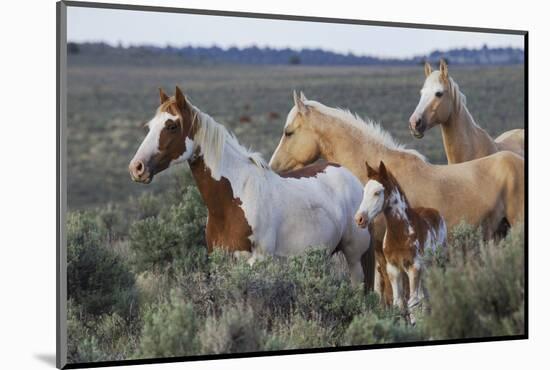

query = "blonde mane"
(448, 77), (469, 117)
(303, 100), (426, 161)
(191, 106), (268, 179)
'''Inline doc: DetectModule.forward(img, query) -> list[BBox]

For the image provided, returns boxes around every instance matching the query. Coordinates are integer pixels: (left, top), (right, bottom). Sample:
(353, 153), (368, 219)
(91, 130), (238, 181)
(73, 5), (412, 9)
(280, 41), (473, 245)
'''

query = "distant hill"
(67, 42), (524, 66)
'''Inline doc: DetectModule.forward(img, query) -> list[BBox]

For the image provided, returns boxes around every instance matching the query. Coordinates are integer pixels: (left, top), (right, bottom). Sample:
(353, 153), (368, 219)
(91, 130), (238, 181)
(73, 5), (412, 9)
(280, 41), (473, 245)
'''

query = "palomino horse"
(269, 92), (524, 302)
(408, 59), (524, 163)
(355, 160), (446, 322)
(129, 87), (371, 286)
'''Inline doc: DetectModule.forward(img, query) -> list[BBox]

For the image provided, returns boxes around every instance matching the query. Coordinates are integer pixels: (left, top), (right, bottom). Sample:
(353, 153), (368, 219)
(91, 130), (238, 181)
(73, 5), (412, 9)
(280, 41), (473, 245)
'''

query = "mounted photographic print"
(56, 1), (527, 368)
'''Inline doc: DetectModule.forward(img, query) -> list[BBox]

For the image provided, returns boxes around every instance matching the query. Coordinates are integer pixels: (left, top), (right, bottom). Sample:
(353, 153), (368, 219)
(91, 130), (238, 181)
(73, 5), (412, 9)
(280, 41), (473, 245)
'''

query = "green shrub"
(95, 203), (125, 242)
(288, 249), (366, 332)
(184, 249), (365, 335)
(424, 225), (524, 339)
(344, 312), (422, 345)
(268, 315), (335, 350)
(137, 289), (200, 358)
(129, 185), (207, 275)
(447, 221), (484, 265)
(67, 301), (101, 363)
(67, 211), (137, 319)
(132, 192), (163, 220)
(199, 304), (263, 354)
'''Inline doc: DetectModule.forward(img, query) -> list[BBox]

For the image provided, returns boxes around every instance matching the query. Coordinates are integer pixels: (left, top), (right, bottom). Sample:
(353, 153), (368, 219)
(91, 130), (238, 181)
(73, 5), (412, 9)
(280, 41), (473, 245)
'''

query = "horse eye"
(166, 123), (178, 132)
(284, 131), (293, 137)
(435, 91), (444, 98)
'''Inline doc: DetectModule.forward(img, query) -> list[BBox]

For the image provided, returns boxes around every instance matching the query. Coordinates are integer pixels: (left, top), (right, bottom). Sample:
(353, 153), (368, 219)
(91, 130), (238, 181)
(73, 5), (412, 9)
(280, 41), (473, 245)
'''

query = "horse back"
(495, 128), (524, 157)
(279, 161), (341, 179)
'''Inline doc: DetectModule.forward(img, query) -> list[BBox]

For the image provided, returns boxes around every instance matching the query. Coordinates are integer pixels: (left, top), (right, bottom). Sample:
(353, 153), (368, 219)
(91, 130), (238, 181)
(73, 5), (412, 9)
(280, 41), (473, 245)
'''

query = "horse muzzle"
(129, 159), (154, 184)
(409, 123), (425, 139)
(354, 213), (369, 229)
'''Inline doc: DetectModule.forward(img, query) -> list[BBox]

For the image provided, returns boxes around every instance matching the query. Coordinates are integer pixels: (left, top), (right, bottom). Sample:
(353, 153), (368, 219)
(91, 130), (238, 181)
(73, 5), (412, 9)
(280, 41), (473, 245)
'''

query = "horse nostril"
(133, 160), (145, 176)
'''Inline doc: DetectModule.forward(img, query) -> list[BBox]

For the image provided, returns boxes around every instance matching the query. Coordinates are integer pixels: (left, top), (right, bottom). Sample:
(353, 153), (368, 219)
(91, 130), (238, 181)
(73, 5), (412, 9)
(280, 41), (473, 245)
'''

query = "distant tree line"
(67, 42), (524, 66)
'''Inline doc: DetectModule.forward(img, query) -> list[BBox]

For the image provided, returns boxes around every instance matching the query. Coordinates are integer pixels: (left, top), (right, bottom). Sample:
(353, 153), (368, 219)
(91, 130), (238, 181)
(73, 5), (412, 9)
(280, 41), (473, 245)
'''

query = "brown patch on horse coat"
(280, 161), (341, 179)
(189, 157), (253, 253)
(144, 95), (196, 175)
(158, 94), (253, 254)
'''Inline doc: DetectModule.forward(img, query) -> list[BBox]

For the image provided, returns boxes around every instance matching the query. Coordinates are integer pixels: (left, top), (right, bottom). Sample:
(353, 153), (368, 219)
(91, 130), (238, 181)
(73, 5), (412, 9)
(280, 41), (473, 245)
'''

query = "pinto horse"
(269, 92), (524, 304)
(128, 87), (371, 286)
(408, 59), (524, 163)
(355, 160), (446, 321)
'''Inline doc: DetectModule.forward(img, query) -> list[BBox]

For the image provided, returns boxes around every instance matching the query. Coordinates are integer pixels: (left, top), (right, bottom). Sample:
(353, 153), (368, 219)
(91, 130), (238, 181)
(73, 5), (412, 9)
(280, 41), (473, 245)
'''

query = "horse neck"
(382, 184), (414, 247)
(188, 157), (232, 218)
(441, 101), (497, 164)
(313, 117), (400, 183)
(189, 143), (264, 219)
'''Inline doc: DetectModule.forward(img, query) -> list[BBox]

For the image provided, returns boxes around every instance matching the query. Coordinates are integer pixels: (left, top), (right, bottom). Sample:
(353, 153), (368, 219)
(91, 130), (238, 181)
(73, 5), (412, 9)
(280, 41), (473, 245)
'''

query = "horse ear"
(293, 90), (308, 114)
(159, 88), (169, 104)
(424, 61), (432, 77)
(365, 160), (375, 177)
(439, 59), (449, 82)
(175, 86), (188, 111)
(300, 91), (307, 101)
(378, 161), (388, 178)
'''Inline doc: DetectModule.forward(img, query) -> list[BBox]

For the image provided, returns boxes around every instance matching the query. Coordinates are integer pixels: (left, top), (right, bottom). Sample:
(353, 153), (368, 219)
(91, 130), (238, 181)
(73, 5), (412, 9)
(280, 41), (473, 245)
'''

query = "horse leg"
(406, 264), (422, 310)
(348, 260), (365, 287)
(377, 249), (393, 306)
(386, 263), (404, 311)
(361, 237), (376, 291)
(342, 235), (368, 288)
(370, 217), (392, 304)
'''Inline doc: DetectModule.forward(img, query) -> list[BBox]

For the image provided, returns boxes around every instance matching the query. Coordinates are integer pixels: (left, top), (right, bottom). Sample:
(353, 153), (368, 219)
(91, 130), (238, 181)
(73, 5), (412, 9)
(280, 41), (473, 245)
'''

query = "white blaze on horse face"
(134, 112), (179, 162)
(356, 180), (385, 223)
(411, 72), (445, 122)
(269, 106), (300, 169)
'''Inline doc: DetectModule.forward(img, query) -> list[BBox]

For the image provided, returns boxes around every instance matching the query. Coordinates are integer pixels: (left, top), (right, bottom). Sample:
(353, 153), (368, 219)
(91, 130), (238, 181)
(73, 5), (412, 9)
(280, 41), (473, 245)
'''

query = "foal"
(354, 161), (446, 315)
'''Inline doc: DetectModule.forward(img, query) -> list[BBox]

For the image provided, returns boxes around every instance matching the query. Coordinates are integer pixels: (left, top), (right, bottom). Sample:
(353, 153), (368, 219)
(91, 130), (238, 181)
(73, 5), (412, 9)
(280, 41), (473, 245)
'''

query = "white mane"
(191, 106), (268, 180)
(302, 100), (426, 161)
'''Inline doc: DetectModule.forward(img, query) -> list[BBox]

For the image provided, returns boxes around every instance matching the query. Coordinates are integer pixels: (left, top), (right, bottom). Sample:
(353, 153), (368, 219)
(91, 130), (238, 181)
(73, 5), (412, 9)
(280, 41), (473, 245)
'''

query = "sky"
(67, 6), (524, 59)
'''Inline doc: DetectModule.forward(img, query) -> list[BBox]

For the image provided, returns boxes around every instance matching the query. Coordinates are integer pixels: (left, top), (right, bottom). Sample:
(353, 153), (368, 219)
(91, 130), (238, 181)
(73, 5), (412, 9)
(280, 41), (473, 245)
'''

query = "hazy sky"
(67, 6), (524, 58)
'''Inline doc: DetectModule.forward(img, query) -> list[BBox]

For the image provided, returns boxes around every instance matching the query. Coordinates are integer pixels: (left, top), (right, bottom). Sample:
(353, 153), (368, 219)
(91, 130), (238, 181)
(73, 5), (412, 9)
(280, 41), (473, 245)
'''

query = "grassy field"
(66, 61), (525, 364)
(67, 63), (524, 209)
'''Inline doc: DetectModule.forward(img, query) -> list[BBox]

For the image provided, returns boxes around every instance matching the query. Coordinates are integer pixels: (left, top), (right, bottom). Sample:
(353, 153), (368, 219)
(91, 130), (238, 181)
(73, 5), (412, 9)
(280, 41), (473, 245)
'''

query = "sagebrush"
(66, 178), (525, 363)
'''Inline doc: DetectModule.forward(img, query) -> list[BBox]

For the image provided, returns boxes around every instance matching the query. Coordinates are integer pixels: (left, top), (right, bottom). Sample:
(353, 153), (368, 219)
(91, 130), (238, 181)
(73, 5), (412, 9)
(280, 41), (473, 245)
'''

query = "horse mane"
(447, 77), (469, 116)
(191, 105), (268, 180)
(383, 167), (411, 208)
(302, 100), (427, 161)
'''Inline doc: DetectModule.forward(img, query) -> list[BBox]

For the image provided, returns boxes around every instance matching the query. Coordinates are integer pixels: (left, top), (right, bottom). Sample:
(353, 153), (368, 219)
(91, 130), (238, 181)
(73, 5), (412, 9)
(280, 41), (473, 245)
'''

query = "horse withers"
(355, 160), (446, 323)
(129, 86), (371, 286)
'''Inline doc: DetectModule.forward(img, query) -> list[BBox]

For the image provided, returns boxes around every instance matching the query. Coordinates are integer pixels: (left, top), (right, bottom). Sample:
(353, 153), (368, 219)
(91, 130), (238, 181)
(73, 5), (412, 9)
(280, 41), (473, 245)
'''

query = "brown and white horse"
(129, 87), (371, 286)
(408, 59), (524, 163)
(355, 160), (446, 321)
(269, 92), (524, 302)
